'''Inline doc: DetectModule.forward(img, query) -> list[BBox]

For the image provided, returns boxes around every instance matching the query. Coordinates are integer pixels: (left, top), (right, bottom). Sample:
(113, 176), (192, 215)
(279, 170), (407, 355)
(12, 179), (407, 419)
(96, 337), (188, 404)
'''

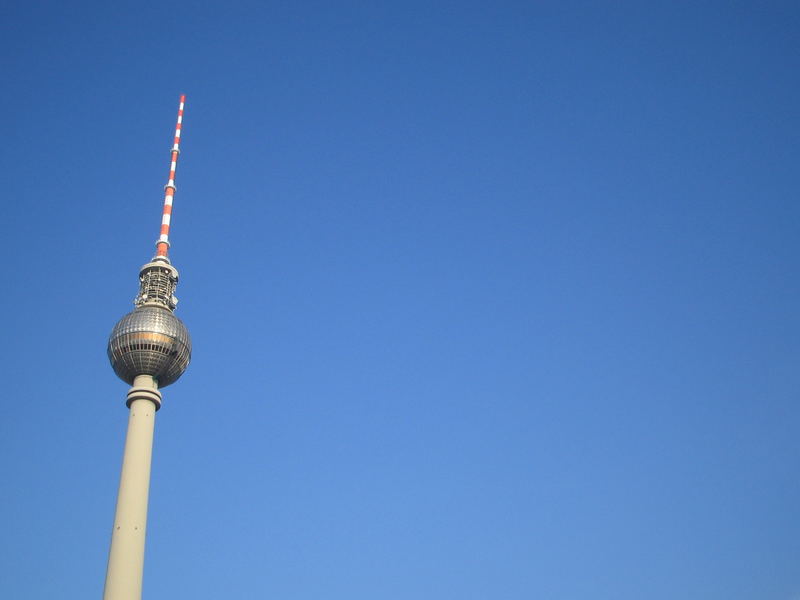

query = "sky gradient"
(1, 2), (799, 598)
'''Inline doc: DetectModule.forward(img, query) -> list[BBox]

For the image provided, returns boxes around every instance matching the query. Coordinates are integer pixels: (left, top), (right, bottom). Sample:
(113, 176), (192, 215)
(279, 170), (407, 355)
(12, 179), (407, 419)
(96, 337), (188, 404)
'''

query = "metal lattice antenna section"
(134, 259), (179, 309)
(155, 94), (186, 259)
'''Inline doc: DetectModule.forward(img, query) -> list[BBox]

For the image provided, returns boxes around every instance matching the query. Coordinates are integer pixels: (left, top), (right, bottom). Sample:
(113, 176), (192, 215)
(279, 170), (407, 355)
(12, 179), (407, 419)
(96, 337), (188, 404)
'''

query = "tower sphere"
(107, 306), (192, 387)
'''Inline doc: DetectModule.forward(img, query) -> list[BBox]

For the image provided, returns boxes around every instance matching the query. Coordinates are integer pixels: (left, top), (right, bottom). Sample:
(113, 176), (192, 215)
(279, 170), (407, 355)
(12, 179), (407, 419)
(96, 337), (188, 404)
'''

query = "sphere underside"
(108, 306), (191, 387)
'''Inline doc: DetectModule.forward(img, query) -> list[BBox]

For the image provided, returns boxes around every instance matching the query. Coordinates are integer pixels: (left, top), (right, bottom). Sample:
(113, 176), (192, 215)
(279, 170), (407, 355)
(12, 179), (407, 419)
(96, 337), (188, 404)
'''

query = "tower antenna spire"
(156, 94), (186, 258)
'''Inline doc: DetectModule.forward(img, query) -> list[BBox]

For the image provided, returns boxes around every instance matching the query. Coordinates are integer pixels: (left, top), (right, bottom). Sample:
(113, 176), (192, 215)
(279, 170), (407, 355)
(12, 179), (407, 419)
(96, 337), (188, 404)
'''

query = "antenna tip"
(180, 94), (186, 103)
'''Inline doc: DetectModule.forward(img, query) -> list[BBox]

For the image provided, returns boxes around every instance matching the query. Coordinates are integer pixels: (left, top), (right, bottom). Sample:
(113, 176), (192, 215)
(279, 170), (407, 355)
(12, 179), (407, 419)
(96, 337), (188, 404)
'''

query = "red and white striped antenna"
(155, 94), (186, 259)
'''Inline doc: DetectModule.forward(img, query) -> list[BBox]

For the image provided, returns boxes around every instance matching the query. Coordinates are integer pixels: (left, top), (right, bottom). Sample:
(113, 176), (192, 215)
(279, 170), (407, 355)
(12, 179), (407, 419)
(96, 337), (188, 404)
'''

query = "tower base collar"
(126, 385), (162, 410)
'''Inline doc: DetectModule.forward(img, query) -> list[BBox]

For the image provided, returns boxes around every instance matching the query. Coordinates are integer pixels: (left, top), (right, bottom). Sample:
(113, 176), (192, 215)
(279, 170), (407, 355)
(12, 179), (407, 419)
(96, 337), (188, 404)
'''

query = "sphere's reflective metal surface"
(108, 306), (191, 387)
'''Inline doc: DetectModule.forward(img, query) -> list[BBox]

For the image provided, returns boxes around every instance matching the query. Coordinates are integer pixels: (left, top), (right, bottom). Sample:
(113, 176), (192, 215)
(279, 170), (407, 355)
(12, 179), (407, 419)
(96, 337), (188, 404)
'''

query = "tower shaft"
(103, 376), (161, 600)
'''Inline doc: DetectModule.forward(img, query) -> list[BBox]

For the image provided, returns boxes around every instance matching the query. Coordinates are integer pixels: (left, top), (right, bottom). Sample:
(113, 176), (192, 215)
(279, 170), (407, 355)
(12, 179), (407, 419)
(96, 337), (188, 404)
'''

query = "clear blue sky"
(1, 1), (798, 598)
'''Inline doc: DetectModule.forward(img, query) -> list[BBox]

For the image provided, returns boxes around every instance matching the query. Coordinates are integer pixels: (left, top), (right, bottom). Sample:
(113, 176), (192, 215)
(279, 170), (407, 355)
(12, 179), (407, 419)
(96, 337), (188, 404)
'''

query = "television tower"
(103, 95), (192, 600)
